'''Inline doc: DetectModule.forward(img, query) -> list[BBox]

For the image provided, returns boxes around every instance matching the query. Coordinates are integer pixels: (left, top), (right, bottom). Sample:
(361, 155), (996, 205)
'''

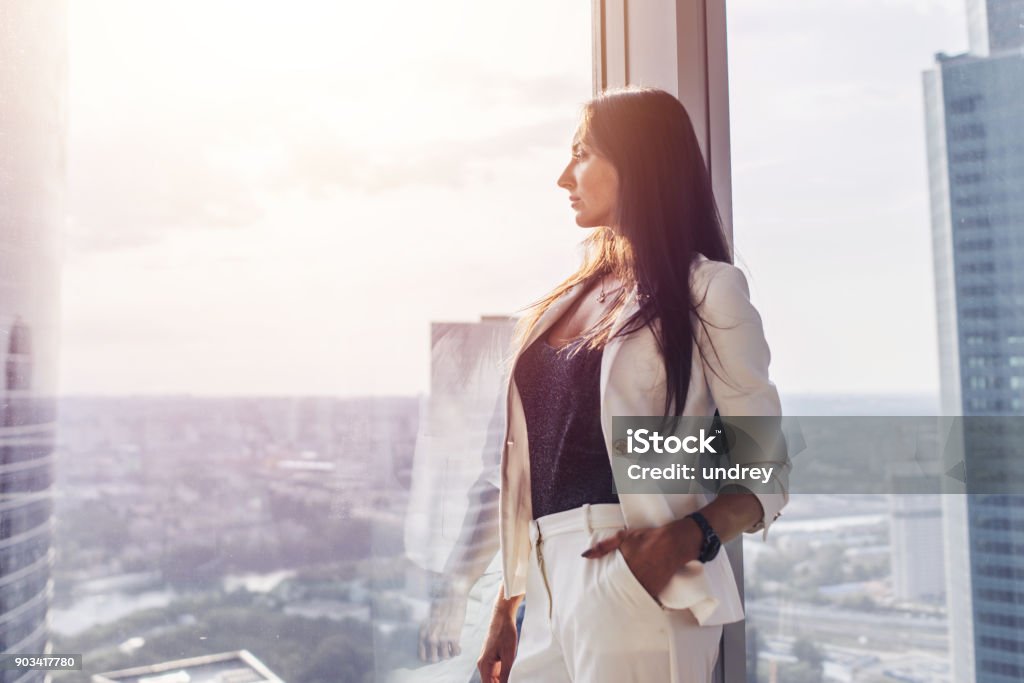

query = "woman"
(465, 87), (790, 683)
(418, 86), (788, 682)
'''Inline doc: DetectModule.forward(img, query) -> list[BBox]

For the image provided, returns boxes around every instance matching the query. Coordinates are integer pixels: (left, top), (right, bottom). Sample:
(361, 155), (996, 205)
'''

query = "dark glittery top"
(513, 335), (620, 520)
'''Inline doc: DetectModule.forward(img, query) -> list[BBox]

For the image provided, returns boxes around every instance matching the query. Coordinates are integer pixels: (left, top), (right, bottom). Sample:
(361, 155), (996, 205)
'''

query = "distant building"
(405, 315), (516, 573)
(924, 0), (1024, 681)
(889, 491), (946, 602)
(92, 649), (284, 683)
(0, 2), (67, 682)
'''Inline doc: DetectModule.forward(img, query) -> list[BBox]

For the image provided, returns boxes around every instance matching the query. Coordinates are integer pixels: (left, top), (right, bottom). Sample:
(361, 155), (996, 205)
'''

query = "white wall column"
(592, 2), (743, 681)
(592, 0), (734, 241)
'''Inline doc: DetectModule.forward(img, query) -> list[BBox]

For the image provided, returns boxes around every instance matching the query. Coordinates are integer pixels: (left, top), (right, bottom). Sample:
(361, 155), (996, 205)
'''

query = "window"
(54, 3), (594, 682)
(951, 122), (987, 141)
(949, 94), (984, 114)
(725, 1), (1023, 681)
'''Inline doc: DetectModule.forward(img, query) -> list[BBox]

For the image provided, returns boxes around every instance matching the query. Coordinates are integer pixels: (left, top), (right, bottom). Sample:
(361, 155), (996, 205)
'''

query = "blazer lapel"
(602, 252), (704, 397)
(599, 286), (641, 401)
(599, 288), (680, 529)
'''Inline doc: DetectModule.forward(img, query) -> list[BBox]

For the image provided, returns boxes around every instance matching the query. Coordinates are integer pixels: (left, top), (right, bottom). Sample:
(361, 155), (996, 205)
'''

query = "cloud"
(280, 116), (574, 195)
(67, 64), (584, 254)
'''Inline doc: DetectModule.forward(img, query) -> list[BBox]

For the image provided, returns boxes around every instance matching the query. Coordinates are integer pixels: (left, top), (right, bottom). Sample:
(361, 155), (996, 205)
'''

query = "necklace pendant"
(597, 292), (606, 303)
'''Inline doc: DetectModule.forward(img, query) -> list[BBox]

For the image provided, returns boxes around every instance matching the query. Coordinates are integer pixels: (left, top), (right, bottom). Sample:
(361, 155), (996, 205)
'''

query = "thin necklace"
(597, 275), (626, 303)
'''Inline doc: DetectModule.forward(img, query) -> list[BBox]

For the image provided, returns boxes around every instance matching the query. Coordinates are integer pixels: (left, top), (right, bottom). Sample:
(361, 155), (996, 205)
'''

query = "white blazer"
(496, 252), (789, 627)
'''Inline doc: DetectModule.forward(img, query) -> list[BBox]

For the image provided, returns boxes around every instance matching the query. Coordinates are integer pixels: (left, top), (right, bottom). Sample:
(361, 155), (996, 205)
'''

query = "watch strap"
(687, 511), (720, 563)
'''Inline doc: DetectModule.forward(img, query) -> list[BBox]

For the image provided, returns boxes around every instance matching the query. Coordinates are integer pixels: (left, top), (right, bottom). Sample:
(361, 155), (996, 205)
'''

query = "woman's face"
(557, 132), (620, 229)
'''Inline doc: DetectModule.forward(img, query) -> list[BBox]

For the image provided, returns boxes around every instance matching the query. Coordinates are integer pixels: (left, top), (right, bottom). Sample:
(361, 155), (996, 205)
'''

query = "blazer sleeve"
(481, 383), (505, 491)
(694, 261), (790, 540)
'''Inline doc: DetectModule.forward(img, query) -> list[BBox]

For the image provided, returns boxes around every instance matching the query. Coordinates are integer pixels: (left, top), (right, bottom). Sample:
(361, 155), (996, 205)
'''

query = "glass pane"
(47, 3), (592, 682)
(727, 1), (1024, 681)
(0, 3), (65, 682)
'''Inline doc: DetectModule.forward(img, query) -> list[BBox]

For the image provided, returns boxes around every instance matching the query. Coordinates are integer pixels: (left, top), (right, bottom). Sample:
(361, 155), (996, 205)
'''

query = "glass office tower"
(924, 1), (1024, 681)
(0, 2), (66, 682)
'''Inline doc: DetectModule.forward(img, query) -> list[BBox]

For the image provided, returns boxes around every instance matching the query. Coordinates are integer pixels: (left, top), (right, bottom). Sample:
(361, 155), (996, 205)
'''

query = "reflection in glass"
(0, 2), (66, 682)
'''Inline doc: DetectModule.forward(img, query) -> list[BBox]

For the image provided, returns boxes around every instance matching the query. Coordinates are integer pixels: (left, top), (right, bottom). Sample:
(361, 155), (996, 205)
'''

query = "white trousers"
(507, 503), (723, 683)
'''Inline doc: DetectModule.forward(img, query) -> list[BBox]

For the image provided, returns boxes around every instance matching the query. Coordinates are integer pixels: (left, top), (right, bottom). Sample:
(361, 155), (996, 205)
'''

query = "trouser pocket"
(611, 546), (667, 615)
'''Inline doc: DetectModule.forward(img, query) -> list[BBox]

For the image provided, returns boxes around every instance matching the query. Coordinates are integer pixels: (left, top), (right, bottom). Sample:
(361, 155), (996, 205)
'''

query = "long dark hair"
(513, 86), (733, 417)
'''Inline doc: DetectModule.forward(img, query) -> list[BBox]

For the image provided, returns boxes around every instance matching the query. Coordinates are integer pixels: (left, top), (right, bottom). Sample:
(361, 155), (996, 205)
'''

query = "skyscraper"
(0, 2), (66, 682)
(924, 1), (1024, 681)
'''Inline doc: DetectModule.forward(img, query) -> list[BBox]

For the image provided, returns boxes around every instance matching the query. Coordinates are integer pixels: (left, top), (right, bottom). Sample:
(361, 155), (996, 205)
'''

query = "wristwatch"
(686, 512), (721, 563)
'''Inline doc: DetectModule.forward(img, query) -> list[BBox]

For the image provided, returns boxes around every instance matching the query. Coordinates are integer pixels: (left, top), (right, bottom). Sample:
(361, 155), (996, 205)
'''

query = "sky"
(59, 0), (969, 397)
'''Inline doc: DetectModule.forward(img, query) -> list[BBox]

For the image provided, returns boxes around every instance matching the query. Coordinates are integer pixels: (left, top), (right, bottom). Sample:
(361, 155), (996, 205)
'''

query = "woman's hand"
(581, 519), (703, 600)
(418, 577), (471, 662)
(477, 603), (520, 683)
